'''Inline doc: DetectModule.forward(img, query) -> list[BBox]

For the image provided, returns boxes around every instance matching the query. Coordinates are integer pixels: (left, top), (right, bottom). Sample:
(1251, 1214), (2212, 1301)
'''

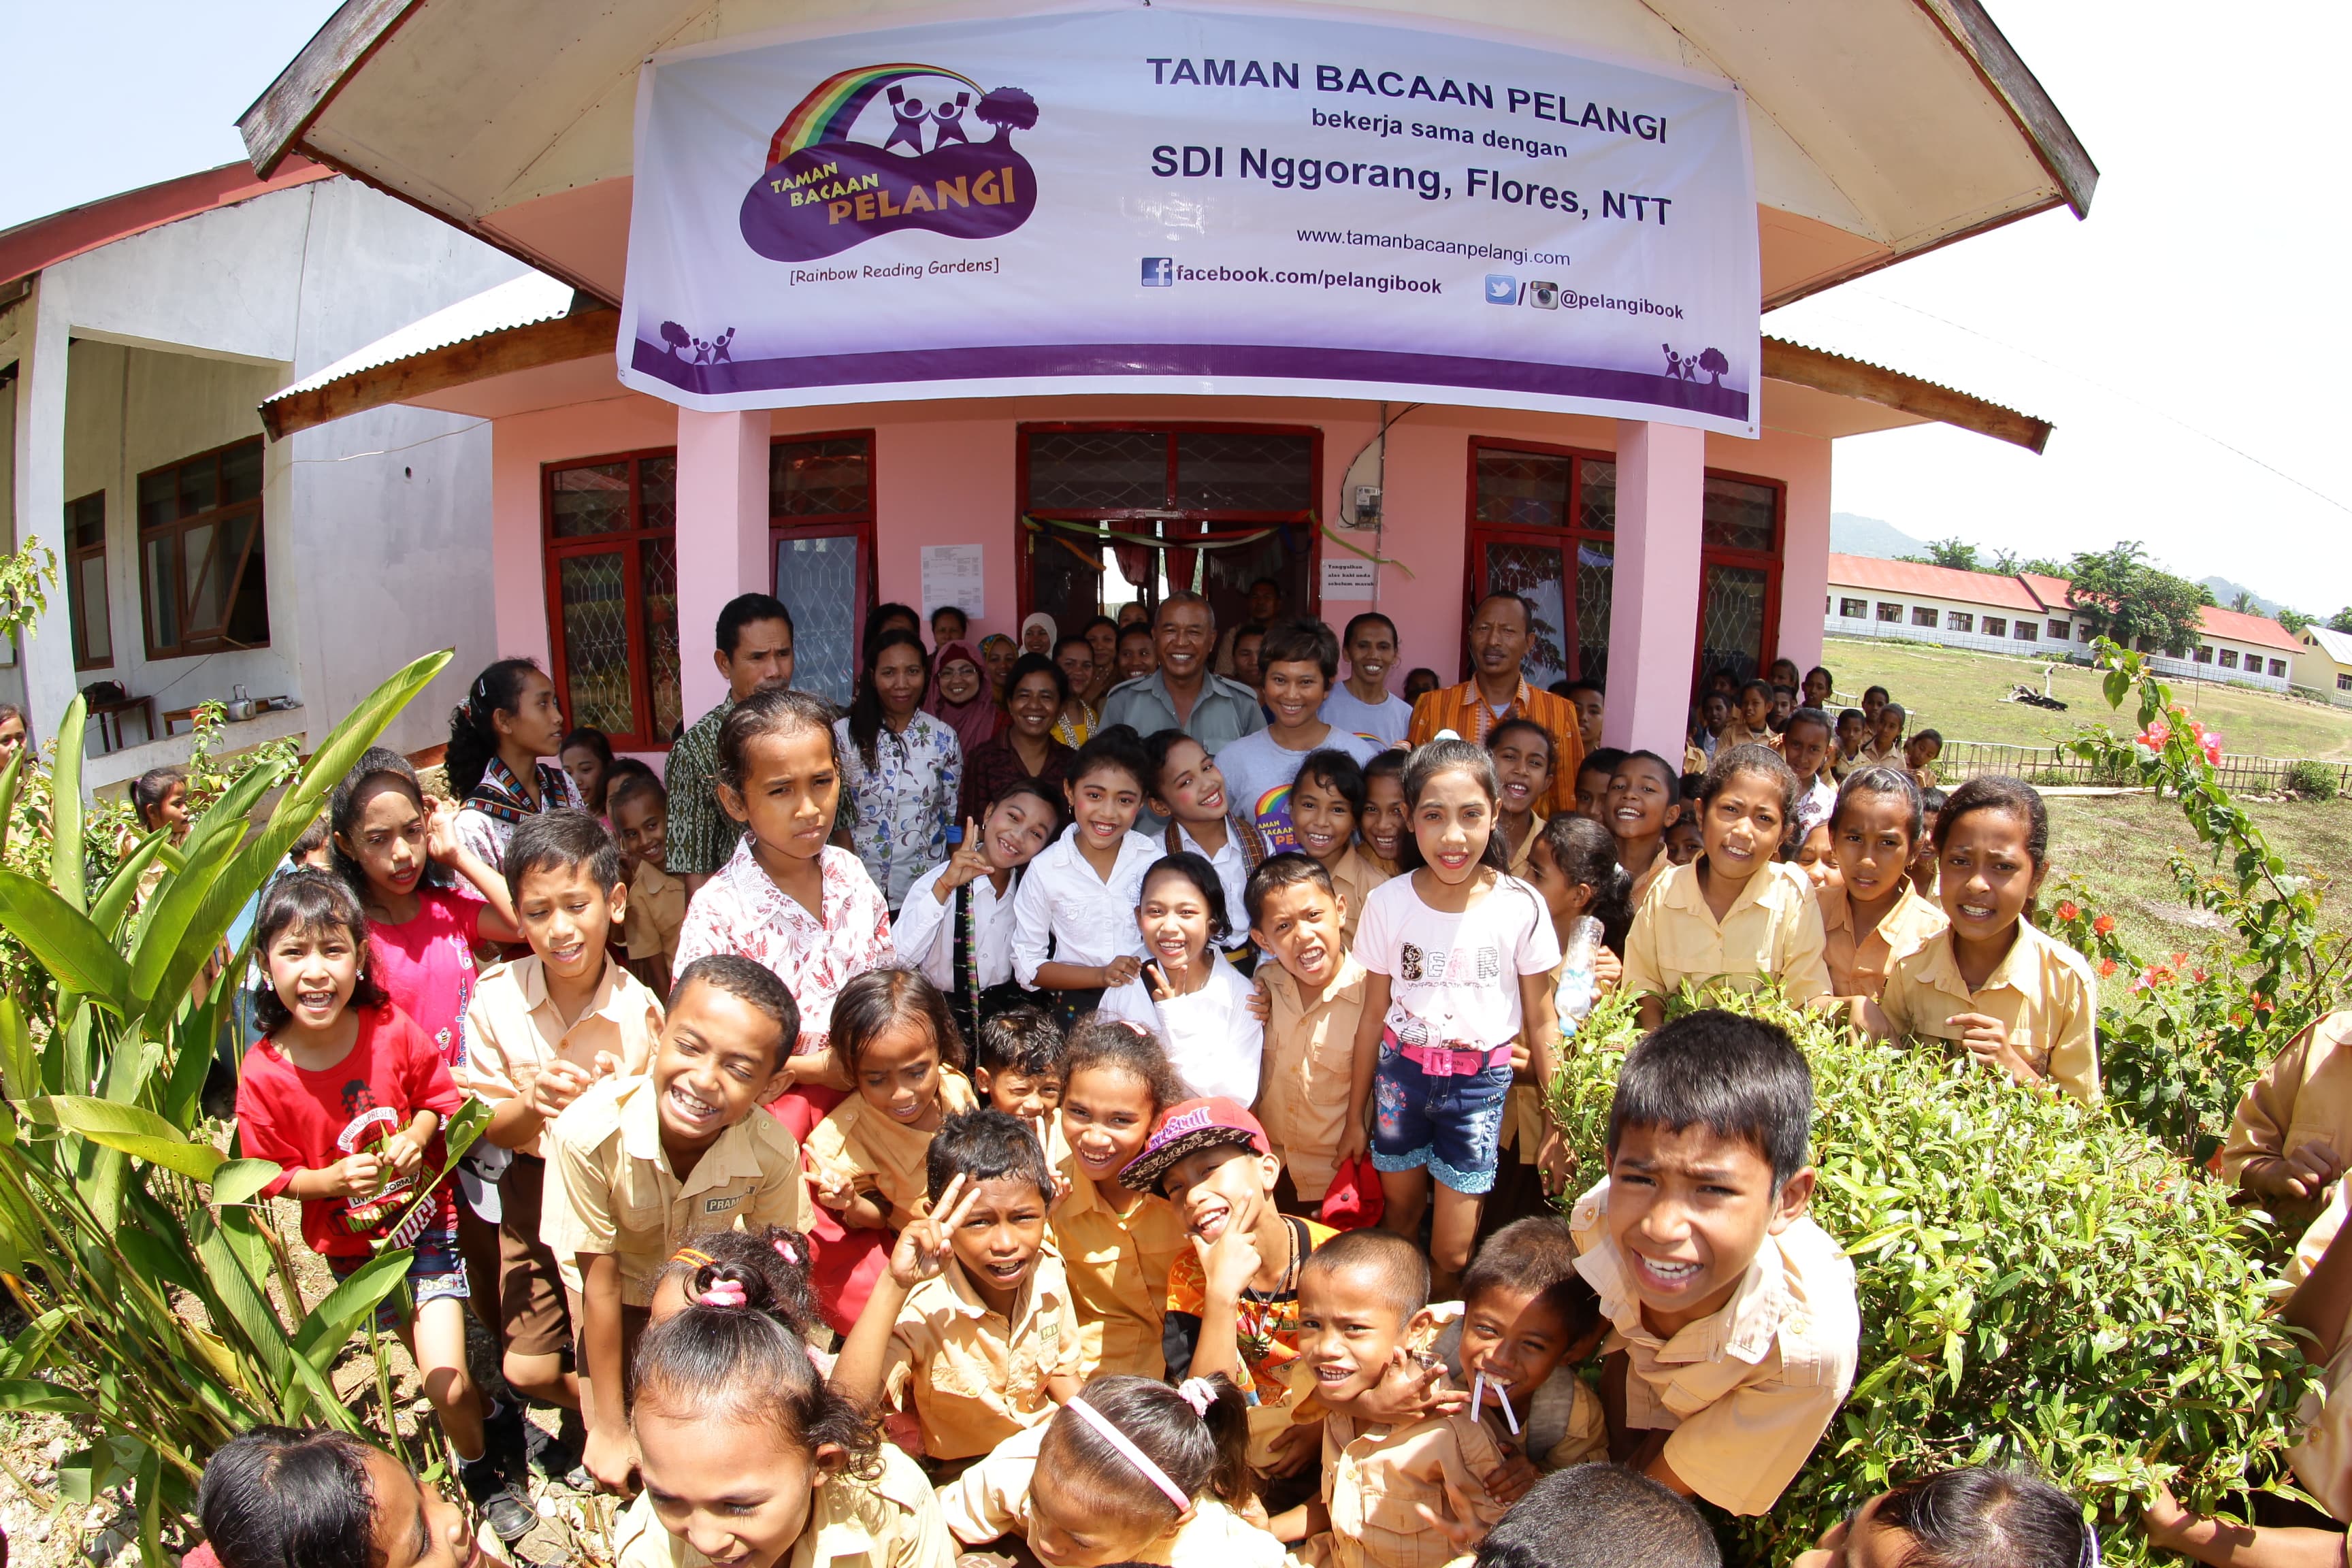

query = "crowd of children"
(192, 617), (2165, 1568)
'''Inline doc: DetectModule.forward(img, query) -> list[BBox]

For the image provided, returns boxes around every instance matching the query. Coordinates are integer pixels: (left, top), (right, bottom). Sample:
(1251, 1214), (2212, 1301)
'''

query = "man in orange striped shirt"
(1405, 592), (1586, 816)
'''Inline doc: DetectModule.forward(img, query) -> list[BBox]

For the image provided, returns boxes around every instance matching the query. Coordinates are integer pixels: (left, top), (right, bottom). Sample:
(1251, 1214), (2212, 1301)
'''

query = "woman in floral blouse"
(834, 627), (963, 912)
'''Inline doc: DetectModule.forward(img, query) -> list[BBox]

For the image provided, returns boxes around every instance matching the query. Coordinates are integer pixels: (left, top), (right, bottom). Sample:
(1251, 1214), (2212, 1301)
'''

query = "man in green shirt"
(668, 593), (796, 892)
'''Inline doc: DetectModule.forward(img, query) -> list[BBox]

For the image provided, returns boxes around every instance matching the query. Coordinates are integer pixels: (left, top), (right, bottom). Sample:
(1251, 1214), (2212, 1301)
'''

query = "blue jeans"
(1370, 1037), (1514, 1194)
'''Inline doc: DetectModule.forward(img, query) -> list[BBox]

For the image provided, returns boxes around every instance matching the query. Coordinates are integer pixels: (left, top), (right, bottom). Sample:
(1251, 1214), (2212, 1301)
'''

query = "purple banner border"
(630, 338), (1748, 420)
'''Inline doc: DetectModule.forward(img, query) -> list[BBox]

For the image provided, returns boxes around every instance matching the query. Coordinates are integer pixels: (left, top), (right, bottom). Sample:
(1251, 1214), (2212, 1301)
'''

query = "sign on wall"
(619, 4), (1760, 434)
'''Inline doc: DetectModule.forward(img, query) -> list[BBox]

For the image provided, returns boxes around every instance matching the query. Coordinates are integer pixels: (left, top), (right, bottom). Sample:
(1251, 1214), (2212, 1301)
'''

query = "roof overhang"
(261, 273), (2051, 453)
(0, 157), (335, 291)
(240, 0), (2094, 312)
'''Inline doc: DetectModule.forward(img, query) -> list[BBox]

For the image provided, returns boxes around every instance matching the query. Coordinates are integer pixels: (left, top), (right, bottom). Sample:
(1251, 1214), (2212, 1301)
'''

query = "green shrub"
(1552, 987), (2313, 1567)
(2283, 760), (2340, 801)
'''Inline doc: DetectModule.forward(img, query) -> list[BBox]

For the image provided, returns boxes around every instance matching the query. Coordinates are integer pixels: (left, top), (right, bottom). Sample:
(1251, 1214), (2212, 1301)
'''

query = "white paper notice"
(1320, 556), (1377, 601)
(921, 544), (985, 621)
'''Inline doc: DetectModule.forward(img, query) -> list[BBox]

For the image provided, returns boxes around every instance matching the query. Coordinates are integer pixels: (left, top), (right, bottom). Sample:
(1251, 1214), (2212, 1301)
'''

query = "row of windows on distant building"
(1828, 595), (2288, 679)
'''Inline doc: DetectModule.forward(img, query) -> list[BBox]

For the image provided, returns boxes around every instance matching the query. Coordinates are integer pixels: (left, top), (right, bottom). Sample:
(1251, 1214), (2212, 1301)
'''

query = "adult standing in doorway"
(1405, 591), (1585, 815)
(1079, 615), (1122, 710)
(1213, 575), (1286, 677)
(1100, 590), (1266, 755)
(666, 593), (796, 895)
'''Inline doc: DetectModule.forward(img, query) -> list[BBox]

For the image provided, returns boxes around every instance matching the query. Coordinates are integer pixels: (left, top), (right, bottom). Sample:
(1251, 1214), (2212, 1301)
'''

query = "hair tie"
(773, 1237), (800, 1266)
(671, 1246), (715, 1267)
(1067, 1398), (1188, 1512)
(1175, 1378), (1217, 1418)
(2078, 1522), (2101, 1568)
(699, 1280), (749, 1309)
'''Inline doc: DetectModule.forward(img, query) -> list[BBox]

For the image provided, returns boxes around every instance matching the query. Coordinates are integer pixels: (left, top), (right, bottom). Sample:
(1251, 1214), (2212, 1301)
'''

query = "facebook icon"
(1484, 274), (1518, 304)
(1141, 258), (1175, 287)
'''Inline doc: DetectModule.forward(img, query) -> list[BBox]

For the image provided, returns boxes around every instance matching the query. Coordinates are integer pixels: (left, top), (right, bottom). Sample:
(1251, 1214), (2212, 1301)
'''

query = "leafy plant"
(0, 536), (58, 651)
(0, 651), (470, 1561)
(1551, 988), (2315, 1567)
(2282, 760), (2340, 802)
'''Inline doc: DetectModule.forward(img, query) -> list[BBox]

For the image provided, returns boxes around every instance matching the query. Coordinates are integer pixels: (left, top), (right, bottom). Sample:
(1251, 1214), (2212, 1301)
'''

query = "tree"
(2278, 607), (2315, 634)
(2332, 607), (2352, 634)
(2063, 542), (2206, 657)
(1695, 346), (1729, 385)
(1900, 538), (1981, 572)
(2019, 556), (2066, 577)
(976, 87), (1037, 140)
(2195, 582), (2217, 606)
(2230, 589), (2257, 613)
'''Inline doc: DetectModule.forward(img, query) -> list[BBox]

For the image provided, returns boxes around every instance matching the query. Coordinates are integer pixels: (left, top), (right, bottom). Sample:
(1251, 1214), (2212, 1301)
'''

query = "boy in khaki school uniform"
(542, 954), (811, 1492)
(1247, 855), (1367, 1205)
(609, 768), (685, 994)
(1569, 1012), (1857, 1519)
(463, 811), (666, 1420)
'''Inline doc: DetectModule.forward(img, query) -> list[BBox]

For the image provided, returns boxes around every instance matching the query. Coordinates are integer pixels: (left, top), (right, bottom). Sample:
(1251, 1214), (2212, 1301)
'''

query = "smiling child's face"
(651, 977), (789, 1156)
(1162, 1142), (1279, 1242)
(1411, 766), (1494, 884)
(1149, 738), (1227, 826)
(1290, 773), (1356, 865)
(1491, 732), (1552, 820)
(945, 1173), (1049, 1311)
(266, 919), (363, 1036)
(1360, 774), (1408, 863)
(1066, 764), (1145, 851)
(852, 1021), (945, 1128)
(1297, 1260), (1411, 1408)
(981, 792), (1056, 871)
(1137, 867), (1214, 975)
(1604, 1120), (1812, 1337)
(1456, 1284), (1593, 1417)
(1605, 758), (1678, 845)
(1058, 1065), (1158, 1188)
(612, 787), (669, 874)
(1782, 719), (1831, 783)
(516, 860), (623, 983)
(636, 1403), (819, 1568)
(977, 1066), (1063, 1132)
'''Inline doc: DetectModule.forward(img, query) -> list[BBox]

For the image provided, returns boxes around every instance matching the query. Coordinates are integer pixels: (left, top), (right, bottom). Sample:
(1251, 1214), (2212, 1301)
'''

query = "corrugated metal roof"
(1825, 553), (2044, 614)
(2303, 623), (2352, 664)
(264, 270), (577, 404)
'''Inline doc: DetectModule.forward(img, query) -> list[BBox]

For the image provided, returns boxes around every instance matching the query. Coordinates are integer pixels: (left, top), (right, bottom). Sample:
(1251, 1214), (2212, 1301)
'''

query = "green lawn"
(1822, 636), (2352, 761)
(2044, 793), (2352, 958)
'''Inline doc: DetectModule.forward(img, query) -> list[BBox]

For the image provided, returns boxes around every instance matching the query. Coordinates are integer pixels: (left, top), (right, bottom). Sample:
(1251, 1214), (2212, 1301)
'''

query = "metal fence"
(1931, 738), (2352, 796)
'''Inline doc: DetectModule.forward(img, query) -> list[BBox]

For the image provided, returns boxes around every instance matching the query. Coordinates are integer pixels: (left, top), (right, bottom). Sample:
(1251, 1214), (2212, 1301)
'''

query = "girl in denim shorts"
(1342, 738), (1567, 1292)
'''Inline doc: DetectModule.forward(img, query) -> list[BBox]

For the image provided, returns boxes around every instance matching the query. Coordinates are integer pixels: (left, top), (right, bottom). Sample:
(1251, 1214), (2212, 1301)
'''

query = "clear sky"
(5, 3), (2339, 613)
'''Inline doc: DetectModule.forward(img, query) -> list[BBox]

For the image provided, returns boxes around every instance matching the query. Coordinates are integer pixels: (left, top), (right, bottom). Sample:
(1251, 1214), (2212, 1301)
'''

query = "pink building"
(242, 0), (2086, 759)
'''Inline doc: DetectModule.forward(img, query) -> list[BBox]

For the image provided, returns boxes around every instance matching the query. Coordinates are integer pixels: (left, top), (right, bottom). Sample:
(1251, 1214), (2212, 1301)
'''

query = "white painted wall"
(5, 177), (526, 785)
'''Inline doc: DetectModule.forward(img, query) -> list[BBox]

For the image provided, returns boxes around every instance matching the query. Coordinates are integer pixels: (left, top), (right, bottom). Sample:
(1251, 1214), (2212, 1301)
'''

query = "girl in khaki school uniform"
(1868, 777), (2100, 1105)
(615, 1255), (952, 1568)
(1818, 765), (1948, 1022)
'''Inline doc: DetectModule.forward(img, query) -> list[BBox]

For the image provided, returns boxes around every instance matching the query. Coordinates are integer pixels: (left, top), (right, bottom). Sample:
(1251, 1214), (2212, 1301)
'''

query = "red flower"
(2057, 900), (2081, 923)
(2098, 958), (2118, 978)
(2255, 994), (2274, 1013)
(2201, 730), (2224, 764)
(2135, 718), (2172, 754)
(2093, 914), (2115, 935)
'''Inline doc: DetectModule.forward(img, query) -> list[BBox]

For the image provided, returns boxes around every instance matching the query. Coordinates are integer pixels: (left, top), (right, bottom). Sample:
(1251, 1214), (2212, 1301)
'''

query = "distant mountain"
(2201, 576), (2302, 619)
(1830, 512), (1931, 561)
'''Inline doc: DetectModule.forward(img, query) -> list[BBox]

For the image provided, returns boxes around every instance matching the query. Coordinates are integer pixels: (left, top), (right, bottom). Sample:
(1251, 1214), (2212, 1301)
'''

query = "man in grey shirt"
(1100, 590), (1266, 757)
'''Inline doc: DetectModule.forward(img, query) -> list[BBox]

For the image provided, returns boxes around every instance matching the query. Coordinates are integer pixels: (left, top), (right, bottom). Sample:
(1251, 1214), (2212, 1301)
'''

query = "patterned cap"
(1119, 1096), (1271, 1193)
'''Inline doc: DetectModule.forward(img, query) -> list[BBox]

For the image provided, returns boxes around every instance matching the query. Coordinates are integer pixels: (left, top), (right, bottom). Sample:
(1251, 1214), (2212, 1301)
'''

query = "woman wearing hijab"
(924, 640), (1000, 756)
(1019, 611), (1058, 657)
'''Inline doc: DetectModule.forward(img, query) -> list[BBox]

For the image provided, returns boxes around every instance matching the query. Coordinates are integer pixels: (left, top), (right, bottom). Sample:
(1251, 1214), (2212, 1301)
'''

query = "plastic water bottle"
(1556, 915), (1604, 1035)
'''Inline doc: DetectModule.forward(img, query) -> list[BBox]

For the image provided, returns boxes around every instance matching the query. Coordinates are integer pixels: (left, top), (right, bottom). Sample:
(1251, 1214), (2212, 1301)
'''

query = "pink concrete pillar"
(676, 409), (770, 717)
(1773, 433), (1833, 671)
(1601, 420), (1705, 756)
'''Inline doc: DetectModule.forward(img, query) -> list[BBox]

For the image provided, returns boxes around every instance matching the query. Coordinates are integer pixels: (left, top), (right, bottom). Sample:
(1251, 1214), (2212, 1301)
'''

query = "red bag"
(1319, 1154), (1386, 1231)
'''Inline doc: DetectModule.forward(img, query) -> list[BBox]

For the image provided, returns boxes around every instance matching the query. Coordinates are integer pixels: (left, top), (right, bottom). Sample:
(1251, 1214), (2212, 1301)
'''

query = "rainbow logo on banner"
(740, 62), (1038, 263)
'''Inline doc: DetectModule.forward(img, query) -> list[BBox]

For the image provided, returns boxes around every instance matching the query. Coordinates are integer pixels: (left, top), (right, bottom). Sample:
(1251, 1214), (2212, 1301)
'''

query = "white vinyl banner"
(619, 3), (1761, 433)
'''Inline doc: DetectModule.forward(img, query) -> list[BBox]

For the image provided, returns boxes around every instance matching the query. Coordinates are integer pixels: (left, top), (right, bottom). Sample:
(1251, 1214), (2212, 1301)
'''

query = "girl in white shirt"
(1011, 727), (1162, 1028)
(894, 777), (1063, 1050)
(1097, 853), (1265, 1105)
(1345, 737), (1565, 1292)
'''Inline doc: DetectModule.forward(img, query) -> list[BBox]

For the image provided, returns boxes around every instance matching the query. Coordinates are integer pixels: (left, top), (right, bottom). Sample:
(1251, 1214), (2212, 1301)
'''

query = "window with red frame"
(543, 451), (683, 749)
(770, 434), (875, 709)
(1019, 425), (1319, 640)
(137, 439), (268, 659)
(1691, 472), (1784, 690)
(1465, 439), (1616, 687)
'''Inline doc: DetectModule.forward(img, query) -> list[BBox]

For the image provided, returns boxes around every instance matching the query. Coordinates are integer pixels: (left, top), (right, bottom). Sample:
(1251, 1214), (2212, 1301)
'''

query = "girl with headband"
(938, 1371), (1285, 1568)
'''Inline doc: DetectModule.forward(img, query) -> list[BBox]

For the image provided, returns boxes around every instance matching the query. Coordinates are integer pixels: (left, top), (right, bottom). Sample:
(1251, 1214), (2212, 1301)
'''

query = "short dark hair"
(1143, 851), (1232, 944)
(978, 1006), (1066, 1081)
(606, 759), (666, 815)
(1475, 1465), (1720, 1568)
(198, 1426), (380, 1568)
(1257, 618), (1339, 681)
(716, 592), (793, 658)
(1920, 785), (1949, 818)
(1460, 1216), (1601, 1346)
(1294, 748), (1367, 818)
(1564, 679), (1604, 701)
(1862, 684), (1891, 704)
(1612, 750), (1680, 804)
(250, 870), (390, 1034)
(1874, 1465), (2092, 1568)
(1699, 742), (1800, 833)
(1784, 706), (1833, 742)
(1071, 723), (1152, 795)
(716, 687), (843, 800)
(1936, 774), (2046, 870)
(670, 954), (800, 1071)
(931, 604), (969, 630)
(132, 764), (187, 823)
(1299, 1226), (1430, 1319)
(504, 808), (623, 904)
(1833, 763), (1924, 841)
(926, 1106), (1056, 1204)
(1472, 591), (1535, 631)
(1578, 745), (1628, 781)
(1489, 718), (1557, 773)
(1008, 650), (1072, 708)
(1243, 850), (1337, 929)
(1117, 622), (1155, 649)
(1055, 634), (1095, 663)
(1341, 612), (1397, 649)
(1911, 726), (1945, 749)
(1607, 1010), (1813, 1190)
(830, 966), (964, 1077)
(1156, 589), (1215, 631)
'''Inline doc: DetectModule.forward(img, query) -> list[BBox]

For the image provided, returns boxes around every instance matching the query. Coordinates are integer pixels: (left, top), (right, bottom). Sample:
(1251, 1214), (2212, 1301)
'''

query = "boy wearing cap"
(1126, 1097), (1336, 1477)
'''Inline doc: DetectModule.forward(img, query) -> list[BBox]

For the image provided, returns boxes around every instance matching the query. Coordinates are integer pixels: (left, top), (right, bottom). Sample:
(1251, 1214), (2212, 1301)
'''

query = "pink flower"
(2093, 915), (2116, 936)
(2135, 718), (2173, 755)
(2057, 900), (2081, 923)
(2200, 730), (2223, 764)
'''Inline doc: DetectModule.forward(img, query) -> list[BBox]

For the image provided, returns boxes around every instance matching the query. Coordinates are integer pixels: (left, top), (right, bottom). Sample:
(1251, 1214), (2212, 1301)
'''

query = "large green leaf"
(48, 696), (85, 913)
(91, 828), (171, 942)
(292, 1249), (412, 1371)
(0, 994), (33, 1104)
(0, 1379), (97, 1416)
(149, 651), (452, 1010)
(210, 1158), (281, 1207)
(27, 1096), (225, 1183)
(127, 828), (242, 1004)
(0, 742), (26, 864)
(189, 1207), (294, 1391)
(0, 872), (132, 1012)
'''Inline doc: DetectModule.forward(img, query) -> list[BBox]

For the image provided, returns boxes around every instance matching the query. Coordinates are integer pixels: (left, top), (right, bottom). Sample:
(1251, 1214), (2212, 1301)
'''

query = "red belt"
(1384, 1030), (1512, 1077)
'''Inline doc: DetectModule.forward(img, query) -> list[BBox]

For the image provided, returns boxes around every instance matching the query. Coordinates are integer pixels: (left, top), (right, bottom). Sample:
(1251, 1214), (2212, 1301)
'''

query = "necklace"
(1234, 1215), (1305, 1366)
